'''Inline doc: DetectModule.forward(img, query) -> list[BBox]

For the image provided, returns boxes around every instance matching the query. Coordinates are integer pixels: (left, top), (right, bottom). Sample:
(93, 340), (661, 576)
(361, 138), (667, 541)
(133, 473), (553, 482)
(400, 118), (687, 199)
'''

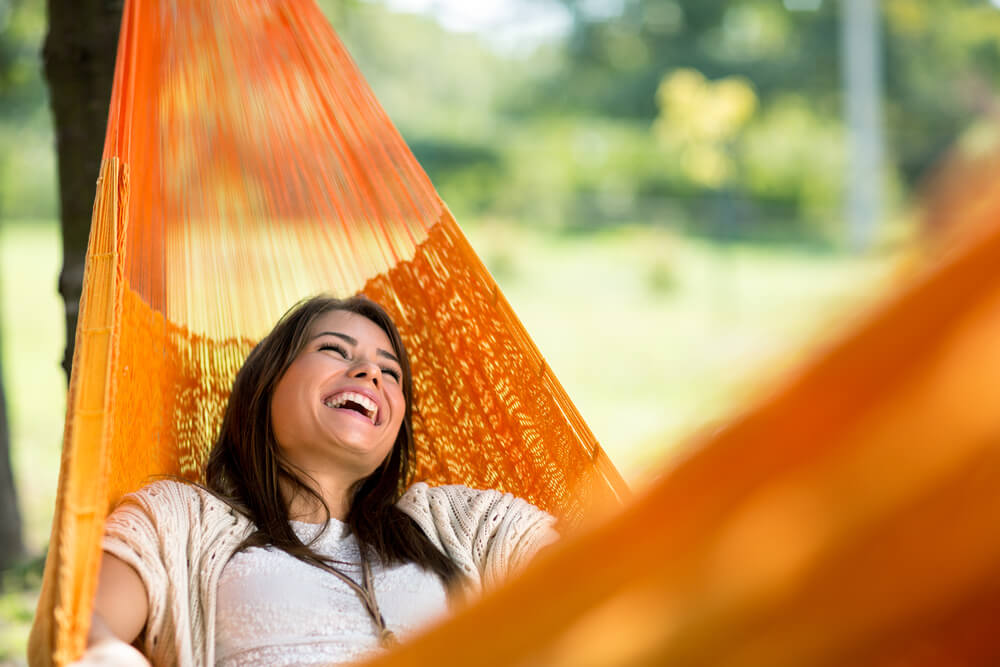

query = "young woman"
(76, 295), (558, 666)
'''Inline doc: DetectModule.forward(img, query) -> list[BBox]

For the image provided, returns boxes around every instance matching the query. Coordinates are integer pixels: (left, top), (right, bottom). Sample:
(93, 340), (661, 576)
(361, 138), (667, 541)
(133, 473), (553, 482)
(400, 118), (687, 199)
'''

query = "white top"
(101, 480), (559, 666)
(214, 520), (449, 666)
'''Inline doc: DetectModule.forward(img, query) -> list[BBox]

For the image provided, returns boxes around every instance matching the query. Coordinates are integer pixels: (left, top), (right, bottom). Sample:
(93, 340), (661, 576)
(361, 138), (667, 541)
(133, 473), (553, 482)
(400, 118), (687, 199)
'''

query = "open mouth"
(323, 391), (378, 425)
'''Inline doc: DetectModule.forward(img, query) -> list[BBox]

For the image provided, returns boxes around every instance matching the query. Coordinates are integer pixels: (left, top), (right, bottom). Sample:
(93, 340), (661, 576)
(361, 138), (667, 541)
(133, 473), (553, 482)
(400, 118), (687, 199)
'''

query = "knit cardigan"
(101, 480), (558, 666)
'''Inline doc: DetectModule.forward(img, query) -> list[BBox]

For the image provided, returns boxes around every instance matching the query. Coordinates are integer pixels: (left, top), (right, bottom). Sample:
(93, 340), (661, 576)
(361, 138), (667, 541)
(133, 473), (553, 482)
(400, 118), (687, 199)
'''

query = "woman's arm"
(92, 552), (149, 644)
(70, 553), (151, 666)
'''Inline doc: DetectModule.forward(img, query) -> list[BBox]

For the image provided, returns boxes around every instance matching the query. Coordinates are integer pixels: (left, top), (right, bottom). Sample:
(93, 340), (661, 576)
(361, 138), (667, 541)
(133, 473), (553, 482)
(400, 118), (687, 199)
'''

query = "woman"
(77, 295), (558, 666)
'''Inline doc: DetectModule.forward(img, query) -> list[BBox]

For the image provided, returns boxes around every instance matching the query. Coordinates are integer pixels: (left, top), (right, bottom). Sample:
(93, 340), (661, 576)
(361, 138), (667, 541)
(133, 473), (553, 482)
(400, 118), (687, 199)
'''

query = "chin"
(337, 445), (393, 475)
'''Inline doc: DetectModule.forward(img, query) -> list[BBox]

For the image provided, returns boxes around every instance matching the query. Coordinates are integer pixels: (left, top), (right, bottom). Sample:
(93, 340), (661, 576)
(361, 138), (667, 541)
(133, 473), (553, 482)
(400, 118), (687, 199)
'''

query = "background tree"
(0, 0), (51, 570)
(0, 339), (24, 571)
(523, 0), (1000, 239)
(43, 0), (122, 378)
(0, 0), (122, 571)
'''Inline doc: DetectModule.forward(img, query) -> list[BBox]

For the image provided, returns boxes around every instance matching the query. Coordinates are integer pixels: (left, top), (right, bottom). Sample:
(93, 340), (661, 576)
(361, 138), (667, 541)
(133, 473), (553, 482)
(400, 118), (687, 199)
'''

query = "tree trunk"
(43, 0), (122, 379)
(0, 347), (25, 571)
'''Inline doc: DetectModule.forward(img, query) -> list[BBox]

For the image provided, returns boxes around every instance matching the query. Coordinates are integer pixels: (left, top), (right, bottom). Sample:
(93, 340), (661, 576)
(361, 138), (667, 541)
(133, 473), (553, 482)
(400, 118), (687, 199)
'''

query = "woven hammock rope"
(29, 0), (1000, 665)
(30, 1), (626, 663)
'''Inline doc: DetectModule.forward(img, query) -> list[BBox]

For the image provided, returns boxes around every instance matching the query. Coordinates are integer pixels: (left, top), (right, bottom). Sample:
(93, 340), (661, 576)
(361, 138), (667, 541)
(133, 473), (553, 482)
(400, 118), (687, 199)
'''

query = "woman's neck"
(281, 473), (353, 523)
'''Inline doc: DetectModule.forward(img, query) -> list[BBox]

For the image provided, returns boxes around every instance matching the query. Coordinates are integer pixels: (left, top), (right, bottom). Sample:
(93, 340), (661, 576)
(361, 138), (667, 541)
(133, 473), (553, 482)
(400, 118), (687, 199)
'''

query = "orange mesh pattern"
(364, 216), (622, 520)
(109, 214), (622, 522)
(29, 1), (626, 663)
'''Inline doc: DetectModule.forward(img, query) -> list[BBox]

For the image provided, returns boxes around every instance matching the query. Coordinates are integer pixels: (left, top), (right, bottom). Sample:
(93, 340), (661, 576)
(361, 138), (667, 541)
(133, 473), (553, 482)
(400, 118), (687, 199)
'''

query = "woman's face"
(270, 309), (406, 482)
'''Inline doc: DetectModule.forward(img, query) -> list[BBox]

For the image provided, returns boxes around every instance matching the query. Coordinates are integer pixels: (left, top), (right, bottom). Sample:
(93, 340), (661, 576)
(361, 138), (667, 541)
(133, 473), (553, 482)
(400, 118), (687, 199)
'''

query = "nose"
(347, 359), (381, 387)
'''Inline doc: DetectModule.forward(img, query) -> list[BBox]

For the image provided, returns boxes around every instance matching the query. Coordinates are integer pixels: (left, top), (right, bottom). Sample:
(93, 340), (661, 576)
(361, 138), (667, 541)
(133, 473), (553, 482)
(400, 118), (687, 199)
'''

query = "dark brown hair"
(204, 295), (460, 585)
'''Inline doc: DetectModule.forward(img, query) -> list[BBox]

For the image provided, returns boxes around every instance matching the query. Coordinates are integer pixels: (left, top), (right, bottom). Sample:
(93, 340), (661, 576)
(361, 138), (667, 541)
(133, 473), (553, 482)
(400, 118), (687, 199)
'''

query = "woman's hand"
(69, 638), (151, 666)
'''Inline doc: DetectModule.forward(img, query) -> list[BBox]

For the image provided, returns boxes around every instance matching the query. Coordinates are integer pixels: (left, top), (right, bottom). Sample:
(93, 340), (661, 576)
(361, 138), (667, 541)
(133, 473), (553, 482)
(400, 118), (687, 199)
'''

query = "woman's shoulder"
(117, 478), (208, 505)
(111, 478), (236, 526)
(397, 482), (551, 523)
(397, 482), (559, 589)
(398, 481), (502, 510)
(104, 479), (252, 558)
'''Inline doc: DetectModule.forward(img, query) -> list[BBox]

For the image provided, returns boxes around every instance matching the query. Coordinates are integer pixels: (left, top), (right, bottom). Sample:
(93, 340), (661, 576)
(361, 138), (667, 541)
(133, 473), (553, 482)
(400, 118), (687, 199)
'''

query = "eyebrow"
(313, 331), (400, 364)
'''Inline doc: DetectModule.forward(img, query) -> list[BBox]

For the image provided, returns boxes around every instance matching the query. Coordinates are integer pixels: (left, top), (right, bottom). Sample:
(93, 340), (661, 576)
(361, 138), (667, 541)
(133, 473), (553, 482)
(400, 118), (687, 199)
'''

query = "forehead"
(309, 309), (393, 350)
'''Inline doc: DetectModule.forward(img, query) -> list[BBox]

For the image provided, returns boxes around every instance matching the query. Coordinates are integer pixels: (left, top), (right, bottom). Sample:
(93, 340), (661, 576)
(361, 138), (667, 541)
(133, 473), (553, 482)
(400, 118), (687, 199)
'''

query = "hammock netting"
(29, 0), (1000, 665)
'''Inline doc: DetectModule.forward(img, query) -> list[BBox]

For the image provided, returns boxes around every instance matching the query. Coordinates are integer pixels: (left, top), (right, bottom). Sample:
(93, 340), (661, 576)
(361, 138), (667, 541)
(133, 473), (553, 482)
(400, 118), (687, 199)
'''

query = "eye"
(381, 367), (401, 382)
(319, 343), (348, 358)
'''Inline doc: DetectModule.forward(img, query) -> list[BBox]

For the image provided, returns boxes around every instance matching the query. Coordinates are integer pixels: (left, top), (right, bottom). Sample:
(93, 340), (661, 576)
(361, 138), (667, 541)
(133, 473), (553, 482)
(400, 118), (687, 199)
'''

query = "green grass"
(464, 221), (901, 482)
(0, 220), (64, 665)
(0, 221), (65, 554)
(0, 555), (44, 666)
(0, 218), (902, 662)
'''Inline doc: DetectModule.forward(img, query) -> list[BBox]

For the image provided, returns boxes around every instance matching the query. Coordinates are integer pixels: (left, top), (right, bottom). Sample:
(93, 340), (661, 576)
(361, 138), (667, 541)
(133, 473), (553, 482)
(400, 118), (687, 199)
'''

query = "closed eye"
(381, 367), (401, 382)
(319, 343), (348, 357)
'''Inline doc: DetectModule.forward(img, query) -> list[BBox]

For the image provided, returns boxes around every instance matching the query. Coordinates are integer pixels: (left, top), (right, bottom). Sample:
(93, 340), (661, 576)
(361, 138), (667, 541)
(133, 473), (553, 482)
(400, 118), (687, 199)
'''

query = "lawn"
(0, 218), (901, 662)
(464, 221), (901, 481)
(0, 220), (64, 665)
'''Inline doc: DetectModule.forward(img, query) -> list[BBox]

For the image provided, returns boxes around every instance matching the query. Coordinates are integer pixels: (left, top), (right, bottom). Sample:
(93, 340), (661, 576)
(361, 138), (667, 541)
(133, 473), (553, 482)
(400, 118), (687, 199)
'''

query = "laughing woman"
(75, 296), (558, 666)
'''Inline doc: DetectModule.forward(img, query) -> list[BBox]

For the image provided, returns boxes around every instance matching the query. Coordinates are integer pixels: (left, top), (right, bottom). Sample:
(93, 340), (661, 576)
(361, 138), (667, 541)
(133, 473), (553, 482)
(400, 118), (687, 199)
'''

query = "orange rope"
(29, 2), (626, 663)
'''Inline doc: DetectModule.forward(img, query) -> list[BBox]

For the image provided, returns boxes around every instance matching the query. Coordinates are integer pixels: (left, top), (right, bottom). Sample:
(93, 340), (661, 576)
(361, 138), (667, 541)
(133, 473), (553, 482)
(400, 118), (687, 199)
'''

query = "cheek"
(270, 371), (306, 444)
(269, 396), (293, 447)
(391, 389), (407, 421)
(271, 381), (291, 423)
(385, 390), (407, 437)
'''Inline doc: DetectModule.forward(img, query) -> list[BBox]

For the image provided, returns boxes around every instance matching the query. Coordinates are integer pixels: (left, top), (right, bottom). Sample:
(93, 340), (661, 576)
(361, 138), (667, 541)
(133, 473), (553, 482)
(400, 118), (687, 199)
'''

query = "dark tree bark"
(43, 0), (122, 379)
(0, 347), (25, 571)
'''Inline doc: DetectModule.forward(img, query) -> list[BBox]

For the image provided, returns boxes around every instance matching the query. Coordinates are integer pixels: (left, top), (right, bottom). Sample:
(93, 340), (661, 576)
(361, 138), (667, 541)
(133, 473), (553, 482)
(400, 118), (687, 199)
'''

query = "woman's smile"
(322, 388), (381, 425)
(270, 309), (406, 477)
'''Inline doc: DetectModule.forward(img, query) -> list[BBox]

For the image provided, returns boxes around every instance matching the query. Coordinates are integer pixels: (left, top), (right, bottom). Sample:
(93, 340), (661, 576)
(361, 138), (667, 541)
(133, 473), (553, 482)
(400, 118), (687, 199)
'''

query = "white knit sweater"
(101, 480), (558, 666)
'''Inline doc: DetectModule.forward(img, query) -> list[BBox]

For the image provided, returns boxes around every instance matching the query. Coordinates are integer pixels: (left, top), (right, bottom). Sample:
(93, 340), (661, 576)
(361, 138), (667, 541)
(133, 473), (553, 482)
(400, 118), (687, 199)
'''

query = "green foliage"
(488, 116), (666, 230)
(547, 0), (841, 118)
(0, 117), (58, 219)
(882, 0), (1000, 181)
(0, 0), (48, 120)
(0, 552), (44, 662)
(321, 1), (524, 140)
(654, 68), (758, 189)
(1, 551), (44, 595)
(741, 95), (845, 217)
(0, 0), (55, 220)
(536, 0), (1000, 239)
(4, 0), (994, 242)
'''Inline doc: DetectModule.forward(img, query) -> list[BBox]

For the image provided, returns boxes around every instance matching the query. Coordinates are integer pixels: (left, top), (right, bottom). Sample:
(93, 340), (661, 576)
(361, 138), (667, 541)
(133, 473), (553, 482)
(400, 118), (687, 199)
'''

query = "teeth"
(323, 391), (378, 424)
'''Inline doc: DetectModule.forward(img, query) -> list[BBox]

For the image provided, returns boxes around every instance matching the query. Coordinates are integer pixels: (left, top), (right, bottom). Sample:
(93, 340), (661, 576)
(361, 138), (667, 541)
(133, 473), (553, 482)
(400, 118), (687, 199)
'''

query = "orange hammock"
(29, 0), (1000, 665)
(29, 1), (626, 662)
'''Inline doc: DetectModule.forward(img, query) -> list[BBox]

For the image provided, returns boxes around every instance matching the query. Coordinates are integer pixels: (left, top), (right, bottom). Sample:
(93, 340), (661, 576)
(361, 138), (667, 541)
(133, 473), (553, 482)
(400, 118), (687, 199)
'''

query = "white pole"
(841, 0), (884, 252)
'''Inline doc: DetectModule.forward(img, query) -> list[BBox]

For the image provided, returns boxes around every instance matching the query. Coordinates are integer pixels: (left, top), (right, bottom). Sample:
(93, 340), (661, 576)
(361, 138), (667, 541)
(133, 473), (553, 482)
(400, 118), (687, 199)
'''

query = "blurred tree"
(0, 345), (24, 570)
(882, 0), (1000, 183)
(0, 0), (47, 117)
(0, 0), (48, 570)
(545, 0), (840, 119)
(653, 68), (758, 189)
(43, 0), (122, 379)
(0, 0), (58, 220)
(320, 0), (514, 219)
(537, 0), (1000, 237)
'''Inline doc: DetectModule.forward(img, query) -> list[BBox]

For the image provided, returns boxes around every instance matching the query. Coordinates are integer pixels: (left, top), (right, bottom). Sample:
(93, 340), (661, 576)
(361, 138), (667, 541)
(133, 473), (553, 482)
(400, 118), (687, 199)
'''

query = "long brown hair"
(204, 295), (460, 585)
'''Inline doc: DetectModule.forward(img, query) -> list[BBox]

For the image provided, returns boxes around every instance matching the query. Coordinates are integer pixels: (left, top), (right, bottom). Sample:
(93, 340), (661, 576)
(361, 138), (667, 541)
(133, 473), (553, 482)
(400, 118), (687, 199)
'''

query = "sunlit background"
(3, 0), (1000, 660)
